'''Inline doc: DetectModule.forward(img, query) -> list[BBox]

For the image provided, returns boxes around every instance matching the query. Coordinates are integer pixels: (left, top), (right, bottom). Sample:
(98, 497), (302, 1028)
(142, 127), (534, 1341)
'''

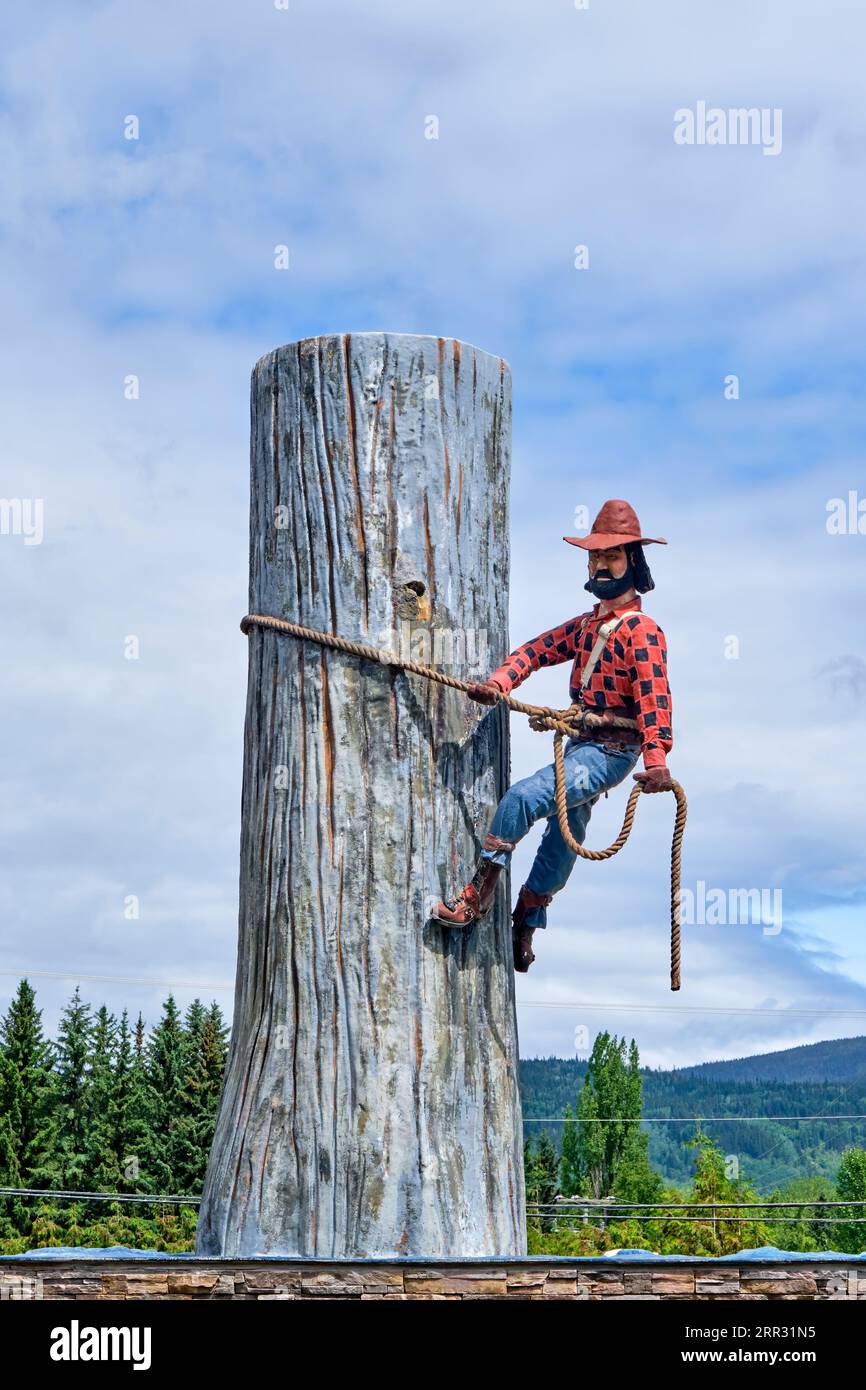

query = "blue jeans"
(482, 737), (641, 928)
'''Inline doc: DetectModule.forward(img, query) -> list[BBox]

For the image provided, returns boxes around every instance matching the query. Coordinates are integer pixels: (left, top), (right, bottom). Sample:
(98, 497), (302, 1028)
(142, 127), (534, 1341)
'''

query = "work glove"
(633, 766), (674, 794)
(466, 680), (503, 706)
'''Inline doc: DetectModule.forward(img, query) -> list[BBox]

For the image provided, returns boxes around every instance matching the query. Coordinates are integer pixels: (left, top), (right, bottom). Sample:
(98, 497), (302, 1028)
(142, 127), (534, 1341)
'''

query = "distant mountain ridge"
(671, 1034), (866, 1085)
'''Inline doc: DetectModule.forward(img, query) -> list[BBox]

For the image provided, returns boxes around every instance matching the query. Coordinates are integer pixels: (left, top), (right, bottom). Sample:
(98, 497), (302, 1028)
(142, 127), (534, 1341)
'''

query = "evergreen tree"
(0, 980), (55, 1234)
(0, 985), (234, 1253)
(559, 1103), (580, 1197)
(83, 1006), (120, 1201)
(183, 1000), (206, 1049)
(206, 1002), (230, 1071)
(523, 1135), (539, 1204)
(32, 987), (93, 1190)
(118, 1014), (158, 1195)
(675, 1127), (768, 1256)
(535, 1130), (560, 1231)
(0, 1055), (23, 1241)
(144, 995), (187, 1193)
(173, 1003), (229, 1193)
(111, 1011), (134, 1183)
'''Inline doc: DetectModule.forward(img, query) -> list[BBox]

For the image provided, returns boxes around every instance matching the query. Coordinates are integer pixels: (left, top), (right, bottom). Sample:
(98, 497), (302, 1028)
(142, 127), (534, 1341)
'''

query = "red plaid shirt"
(488, 595), (672, 770)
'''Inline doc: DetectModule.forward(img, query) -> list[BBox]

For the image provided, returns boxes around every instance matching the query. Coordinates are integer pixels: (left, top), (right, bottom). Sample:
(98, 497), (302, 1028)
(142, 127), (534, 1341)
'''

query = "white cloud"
(1, 0), (864, 1064)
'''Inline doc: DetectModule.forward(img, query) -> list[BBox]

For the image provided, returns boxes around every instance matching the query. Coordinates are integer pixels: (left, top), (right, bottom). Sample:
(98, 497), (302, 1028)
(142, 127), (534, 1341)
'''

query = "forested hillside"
(521, 1039), (866, 1192)
(3, 979), (865, 1255)
(673, 1035), (866, 1085)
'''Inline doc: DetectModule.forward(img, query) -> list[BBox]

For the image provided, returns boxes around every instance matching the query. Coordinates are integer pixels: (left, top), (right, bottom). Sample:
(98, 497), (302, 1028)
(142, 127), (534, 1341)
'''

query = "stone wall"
(2, 1257), (863, 1300)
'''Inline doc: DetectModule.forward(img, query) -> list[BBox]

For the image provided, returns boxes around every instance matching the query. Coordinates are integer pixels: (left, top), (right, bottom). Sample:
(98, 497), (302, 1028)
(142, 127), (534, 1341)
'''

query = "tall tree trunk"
(197, 332), (525, 1258)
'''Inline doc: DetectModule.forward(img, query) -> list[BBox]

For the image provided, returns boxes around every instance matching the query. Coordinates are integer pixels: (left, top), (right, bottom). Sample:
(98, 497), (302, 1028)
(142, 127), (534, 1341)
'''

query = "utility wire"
(519, 999), (866, 1018)
(0, 970), (230, 992)
(526, 1213), (866, 1226)
(0, 1187), (198, 1205)
(529, 1200), (866, 1210)
(4, 1189), (864, 1211)
(5, 1188), (865, 1222)
(4, 969), (866, 1022)
(523, 1114), (866, 1123)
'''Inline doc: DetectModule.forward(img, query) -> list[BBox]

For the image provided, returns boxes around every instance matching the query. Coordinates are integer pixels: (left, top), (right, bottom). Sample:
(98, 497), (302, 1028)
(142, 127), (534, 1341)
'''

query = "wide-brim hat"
(563, 499), (667, 550)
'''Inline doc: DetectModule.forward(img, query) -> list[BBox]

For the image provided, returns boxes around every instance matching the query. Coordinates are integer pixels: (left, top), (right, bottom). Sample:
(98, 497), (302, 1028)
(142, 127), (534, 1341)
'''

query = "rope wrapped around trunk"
(241, 613), (687, 990)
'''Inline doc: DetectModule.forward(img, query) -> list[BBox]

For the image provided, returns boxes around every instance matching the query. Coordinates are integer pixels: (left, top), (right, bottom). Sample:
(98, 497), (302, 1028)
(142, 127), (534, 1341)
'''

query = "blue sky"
(2, 0), (865, 1068)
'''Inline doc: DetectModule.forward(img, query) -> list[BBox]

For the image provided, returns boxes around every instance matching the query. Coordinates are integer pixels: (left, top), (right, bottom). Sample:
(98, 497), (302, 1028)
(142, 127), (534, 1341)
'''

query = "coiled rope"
(241, 613), (687, 990)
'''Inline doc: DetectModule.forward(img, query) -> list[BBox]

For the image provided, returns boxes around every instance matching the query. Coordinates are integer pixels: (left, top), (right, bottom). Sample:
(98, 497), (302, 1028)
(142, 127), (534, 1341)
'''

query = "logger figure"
(433, 499), (674, 973)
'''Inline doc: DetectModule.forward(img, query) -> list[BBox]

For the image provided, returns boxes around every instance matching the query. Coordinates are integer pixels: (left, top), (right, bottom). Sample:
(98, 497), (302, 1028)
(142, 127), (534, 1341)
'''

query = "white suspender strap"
(579, 611), (640, 689)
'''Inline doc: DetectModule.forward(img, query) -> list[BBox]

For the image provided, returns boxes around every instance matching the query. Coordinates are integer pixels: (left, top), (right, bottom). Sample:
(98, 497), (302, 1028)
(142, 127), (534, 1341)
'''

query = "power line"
(4, 1189), (863, 1223)
(4, 970), (866, 1023)
(0, 970), (231, 992)
(523, 1114), (866, 1123)
(519, 999), (866, 1018)
(0, 1187), (199, 1205)
(6, 1188), (860, 1212)
(530, 1200), (866, 1210)
(526, 1213), (866, 1226)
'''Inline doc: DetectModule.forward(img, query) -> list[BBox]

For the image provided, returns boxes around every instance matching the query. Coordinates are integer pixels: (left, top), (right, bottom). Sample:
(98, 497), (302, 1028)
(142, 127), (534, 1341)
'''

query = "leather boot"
(432, 833), (516, 927)
(512, 884), (553, 972)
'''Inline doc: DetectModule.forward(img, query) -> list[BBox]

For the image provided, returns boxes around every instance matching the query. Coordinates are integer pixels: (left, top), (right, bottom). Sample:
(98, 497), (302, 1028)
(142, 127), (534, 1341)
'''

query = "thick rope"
(240, 614), (639, 732)
(241, 612), (686, 990)
(552, 733), (686, 991)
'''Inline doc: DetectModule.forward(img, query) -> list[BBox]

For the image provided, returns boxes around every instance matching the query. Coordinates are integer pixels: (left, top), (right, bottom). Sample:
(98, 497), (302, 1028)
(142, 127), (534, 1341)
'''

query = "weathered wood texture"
(196, 333), (524, 1258)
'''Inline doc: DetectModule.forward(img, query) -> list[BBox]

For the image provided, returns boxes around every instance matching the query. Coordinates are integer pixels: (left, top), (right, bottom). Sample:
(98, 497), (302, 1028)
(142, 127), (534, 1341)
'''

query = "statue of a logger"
(433, 498), (674, 975)
(196, 334), (684, 1262)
